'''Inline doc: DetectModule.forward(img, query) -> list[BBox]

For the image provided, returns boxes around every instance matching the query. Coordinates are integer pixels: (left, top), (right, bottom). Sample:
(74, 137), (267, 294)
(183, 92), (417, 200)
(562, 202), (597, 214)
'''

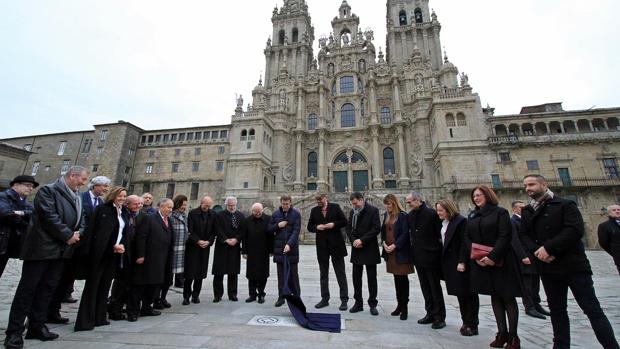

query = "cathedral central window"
(340, 76), (354, 94)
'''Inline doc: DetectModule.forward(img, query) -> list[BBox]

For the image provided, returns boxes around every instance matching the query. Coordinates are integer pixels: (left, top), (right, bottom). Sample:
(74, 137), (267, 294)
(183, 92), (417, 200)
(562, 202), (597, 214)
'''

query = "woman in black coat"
(183, 197), (215, 304)
(435, 199), (479, 336)
(75, 186), (128, 331)
(466, 185), (522, 349)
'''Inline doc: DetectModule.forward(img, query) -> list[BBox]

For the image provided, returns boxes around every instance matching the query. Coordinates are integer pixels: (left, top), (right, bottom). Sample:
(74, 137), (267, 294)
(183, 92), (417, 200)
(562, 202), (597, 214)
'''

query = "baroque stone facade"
(2, 0), (620, 246)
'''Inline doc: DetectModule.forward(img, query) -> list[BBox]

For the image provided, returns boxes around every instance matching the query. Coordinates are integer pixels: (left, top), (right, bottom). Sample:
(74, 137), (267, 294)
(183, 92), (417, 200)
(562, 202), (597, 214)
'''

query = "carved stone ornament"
(282, 162), (295, 182)
(409, 154), (423, 177)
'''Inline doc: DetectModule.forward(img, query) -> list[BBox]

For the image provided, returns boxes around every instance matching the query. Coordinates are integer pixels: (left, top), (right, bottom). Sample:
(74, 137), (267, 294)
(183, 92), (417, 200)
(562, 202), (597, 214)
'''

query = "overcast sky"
(1, 0), (618, 139)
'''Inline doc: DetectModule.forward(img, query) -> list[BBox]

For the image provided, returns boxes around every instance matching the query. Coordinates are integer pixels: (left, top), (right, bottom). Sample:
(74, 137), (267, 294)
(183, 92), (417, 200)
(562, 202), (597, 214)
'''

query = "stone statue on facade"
(237, 94), (243, 108)
(460, 72), (469, 87)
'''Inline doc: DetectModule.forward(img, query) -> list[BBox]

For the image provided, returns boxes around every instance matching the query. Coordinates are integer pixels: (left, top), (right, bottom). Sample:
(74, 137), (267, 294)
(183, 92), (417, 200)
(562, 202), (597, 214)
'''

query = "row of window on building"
(497, 153), (619, 179)
(306, 105), (394, 130)
(140, 130), (228, 145)
(144, 160), (224, 174)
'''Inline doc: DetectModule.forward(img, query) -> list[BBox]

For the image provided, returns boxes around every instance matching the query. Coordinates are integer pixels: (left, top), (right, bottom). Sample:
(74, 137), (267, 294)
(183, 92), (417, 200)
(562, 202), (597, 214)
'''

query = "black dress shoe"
(417, 315), (433, 324)
(127, 314), (138, 322)
(229, 296), (238, 302)
(431, 320), (446, 329)
(192, 297), (200, 304)
(400, 308), (408, 321)
(338, 301), (348, 311)
(160, 299), (171, 308)
(349, 303), (363, 313)
(213, 296), (221, 303)
(369, 307), (379, 316)
(4, 333), (23, 349)
(526, 308), (547, 320)
(460, 326), (479, 336)
(245, 296), (257, 303)
(95, 320), (110, 327)
(153, 301), (164, 310)
(46, 313), (69, 324)
(139, 309), (161, 316)
(61, 296), (78, 304)
(535, 304), (552, 316)
(314, 299), (329, 309)
(109, 312), (126, 321)
(275, 297), (285, 307)
(25, 325), (59, 341)
(182, 298), (190, 305)
(257, 296), (265, 304)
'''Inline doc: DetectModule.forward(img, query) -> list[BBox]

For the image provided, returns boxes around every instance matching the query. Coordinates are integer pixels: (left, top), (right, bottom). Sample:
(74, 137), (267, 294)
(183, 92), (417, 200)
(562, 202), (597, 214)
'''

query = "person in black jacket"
(520, 174), (619, 349)
(242, 203), (272, 304)
(466, 185), (522, 349)
(269, 194), (302, 307)
(183, 196), (215, 305)
(306, 193), (348, 311)
(126, 198), (174, 322)
(212, 196), (245, 302)
(4, 166), (87, 349)
(346, 192), (381, 316)
(598, 204), (620, 275)
(74, 186), (128, 331)
(436, 199), (479, 337)
(407, 191), (445, 329)
(0, 175), (36, 279)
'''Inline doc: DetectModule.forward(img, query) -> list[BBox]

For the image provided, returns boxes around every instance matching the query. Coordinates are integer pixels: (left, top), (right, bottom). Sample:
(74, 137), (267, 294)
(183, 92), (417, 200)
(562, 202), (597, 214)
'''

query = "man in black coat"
(406, 192), (445, 329)
(212, 196), (245, 302)
(346, 192), (381, 316)
(241, 202), (272, 304)
(0, 175), (37, 279)
(307, 193), (349, 310)
(598, 204), (620, 275)
(126, 198), (174, 322)
(108, 194), (144, 319)
(4, 166), (87, 349)
(520, 174), (619, 349)
(510, 200), (550, 320)
(183, 196), (215, 305)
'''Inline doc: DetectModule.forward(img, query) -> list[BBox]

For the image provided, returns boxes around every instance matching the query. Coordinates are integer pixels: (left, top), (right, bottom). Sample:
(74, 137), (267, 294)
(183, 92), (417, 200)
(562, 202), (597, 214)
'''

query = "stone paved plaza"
(0, 247), (618, 349)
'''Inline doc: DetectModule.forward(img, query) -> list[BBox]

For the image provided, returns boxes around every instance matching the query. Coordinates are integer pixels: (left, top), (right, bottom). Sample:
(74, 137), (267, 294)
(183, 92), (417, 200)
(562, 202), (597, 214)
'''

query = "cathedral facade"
(2, 0), (620, 246)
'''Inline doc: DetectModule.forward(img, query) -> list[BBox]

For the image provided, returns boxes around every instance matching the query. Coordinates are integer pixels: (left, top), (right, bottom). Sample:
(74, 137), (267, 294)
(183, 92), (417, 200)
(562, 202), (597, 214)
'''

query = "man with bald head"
(598, 204), (620, 275)
(183, 196), (216, 305)
(212, 197), (245, 302)
(241, 203), (273, 304)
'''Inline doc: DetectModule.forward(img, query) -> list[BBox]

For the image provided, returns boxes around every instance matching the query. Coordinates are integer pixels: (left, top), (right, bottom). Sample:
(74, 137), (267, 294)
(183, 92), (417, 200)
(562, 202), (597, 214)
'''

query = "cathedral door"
(334, 171), (348, 192)
(353, 170), (368, 192)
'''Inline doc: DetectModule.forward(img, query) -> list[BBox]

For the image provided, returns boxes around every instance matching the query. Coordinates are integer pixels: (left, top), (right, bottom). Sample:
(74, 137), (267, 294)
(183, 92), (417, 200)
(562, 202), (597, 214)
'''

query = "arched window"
(358, 78), (364, 94)
(456, 113), (467, 126)
(380, 107), (392, 125)
(399, 10), (407, 25)
(264, 176), (269, 190)
(308, 113), (317, 130)
(334, 152), (349, 164)
(333, 150), (367, 164)
(278, 30), (285, 45)
(308, 152), (317, 177)
(292, 28), (299, 43)
(414, 8), (423, 23)
(351, 151), (366, 163)
(445, 113), (455, 127)
(383, 147), (395, 175)
(240, 129), (247, 141)
(341, 103), (356, 127)
(249, 128), (255, 140)
(340, 76), (354, 93)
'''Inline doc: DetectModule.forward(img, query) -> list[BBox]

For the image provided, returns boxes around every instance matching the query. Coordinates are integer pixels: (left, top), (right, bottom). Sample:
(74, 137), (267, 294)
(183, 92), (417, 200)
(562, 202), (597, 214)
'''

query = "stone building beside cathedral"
(2, 0), (620, 246)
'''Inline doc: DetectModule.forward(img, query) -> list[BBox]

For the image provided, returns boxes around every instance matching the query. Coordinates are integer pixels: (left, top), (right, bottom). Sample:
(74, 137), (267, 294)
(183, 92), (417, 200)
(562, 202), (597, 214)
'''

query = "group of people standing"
(1, 167), (619, 349)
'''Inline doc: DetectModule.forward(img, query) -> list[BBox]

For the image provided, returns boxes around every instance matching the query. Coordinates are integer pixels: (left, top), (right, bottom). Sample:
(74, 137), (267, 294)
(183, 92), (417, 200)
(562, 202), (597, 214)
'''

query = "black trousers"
(393, 274), (409, 304)
(352, 264), (377, 307)
(183, 278), (203, 300)
(154, 266), (173, 302)
(6, 259), (63, 335)
(48, 258), (76, 316)
(74, 254), (116, 330)
(213, 274), (238, 298)
(108, 273), (131, 315)
(248, 278), (267, 297)
(127, 284), (157, 316)
(318, 255), (348, 302)
(521, 273), (542, 309)
(457, 293), (480, 327)
(541, 273), (619, 349)
(416, 266), (446, 321)
(277, 263), (300, 297)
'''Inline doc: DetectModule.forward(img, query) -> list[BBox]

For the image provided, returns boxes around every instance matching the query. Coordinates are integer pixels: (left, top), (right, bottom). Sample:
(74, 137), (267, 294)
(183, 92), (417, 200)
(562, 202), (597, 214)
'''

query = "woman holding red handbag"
(465, 185), (522, 349)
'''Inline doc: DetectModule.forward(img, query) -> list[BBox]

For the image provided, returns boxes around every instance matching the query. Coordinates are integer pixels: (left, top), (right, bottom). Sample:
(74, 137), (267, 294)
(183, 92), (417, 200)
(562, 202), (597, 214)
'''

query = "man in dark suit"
(307, 193), (349, 311)
(346, 192), (381, 316)
(183, 196), (215, 305)
(241, 203), (272, 304)
(4, 166), (87, 349)
(406, 192), (445, 329)
(598, 204), (620, 275)
(47, 175), (110, 324)
(510, 200), (550, 320)
(212, 196), (245, 302)
(126, 198), (174, 322)
(520, 174), (619, 349)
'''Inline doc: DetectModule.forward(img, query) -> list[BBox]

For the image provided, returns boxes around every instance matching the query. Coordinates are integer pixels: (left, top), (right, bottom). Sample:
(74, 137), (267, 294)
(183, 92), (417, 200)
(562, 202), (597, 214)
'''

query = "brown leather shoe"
(490, 333), (508, 348)
(505, 335), (521, 349)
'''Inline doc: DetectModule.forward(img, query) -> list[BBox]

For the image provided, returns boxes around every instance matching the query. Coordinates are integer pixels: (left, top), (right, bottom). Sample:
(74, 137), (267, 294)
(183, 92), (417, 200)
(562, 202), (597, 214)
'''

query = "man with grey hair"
(241, 203), (272, 304)
(212, 197), (245, 302)
(598, 204), (620, 275)
(5, 166), (87, 348)
(140, 193), (156, 215)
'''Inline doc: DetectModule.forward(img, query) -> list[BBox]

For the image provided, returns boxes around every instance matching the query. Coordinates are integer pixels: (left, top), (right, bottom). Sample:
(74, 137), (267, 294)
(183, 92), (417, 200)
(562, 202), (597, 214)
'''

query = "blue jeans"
(541, 272), (619, 349)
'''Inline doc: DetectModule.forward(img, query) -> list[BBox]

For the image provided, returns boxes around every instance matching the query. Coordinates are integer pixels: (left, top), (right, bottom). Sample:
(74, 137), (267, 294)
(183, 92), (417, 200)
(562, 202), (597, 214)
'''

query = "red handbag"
(470, 243), (503, 267)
